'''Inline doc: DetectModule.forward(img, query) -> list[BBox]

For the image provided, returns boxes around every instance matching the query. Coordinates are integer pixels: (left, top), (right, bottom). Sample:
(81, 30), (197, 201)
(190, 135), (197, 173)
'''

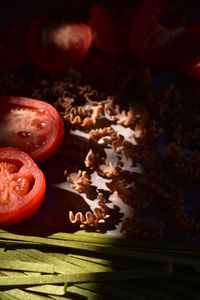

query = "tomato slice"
(129, 0), (192, 67)
(27, 16), (93, 72)
(0, 23), (27, 71)
(88, 2), (132, 59)
(0, 147), (46, 226)
(0, 96), (64, 163)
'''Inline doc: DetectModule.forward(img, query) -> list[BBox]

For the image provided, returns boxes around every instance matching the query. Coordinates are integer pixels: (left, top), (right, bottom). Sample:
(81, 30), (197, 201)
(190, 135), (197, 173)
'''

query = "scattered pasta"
(2, 60), (200, 243)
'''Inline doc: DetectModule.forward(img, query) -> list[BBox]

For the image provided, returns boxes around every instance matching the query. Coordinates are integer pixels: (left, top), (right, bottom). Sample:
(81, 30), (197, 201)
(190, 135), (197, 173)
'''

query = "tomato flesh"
(0, 148), (46, 226)
(0, 96), (64, 163)
(0, 162), (30, 203)
(27, 16), (93, 72)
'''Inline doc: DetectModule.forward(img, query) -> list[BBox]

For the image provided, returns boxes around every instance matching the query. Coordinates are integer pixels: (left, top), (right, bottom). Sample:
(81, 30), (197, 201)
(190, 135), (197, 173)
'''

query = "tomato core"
(0, 161), (32, 205)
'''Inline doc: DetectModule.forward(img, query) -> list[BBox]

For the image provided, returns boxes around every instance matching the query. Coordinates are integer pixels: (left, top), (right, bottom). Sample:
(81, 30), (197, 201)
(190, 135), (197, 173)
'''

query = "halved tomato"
(0, 96), (64, 163)
(0, 147), (46, 226)
(88, 2), (132, 59)
(189, 22), (200, 49)
(27, 16), (93, 72)
(180, 22), (200, 79)
(129, 0), (192, 67)
(0, 23), (27, 71)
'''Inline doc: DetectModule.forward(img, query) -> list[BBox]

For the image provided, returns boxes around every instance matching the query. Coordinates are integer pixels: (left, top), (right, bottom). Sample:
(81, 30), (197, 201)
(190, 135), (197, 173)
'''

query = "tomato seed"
(17, 131), (32, 137)
(31, 118), (47, 129)
(0, 162), (18, 174)
(14, 177), (30, 196)
(0, 189), (9, 205)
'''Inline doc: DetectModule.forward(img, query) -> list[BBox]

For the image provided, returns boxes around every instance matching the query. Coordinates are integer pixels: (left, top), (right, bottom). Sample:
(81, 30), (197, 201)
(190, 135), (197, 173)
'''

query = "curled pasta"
(32, 64), (199, 242)
(98, 162), (120, 178)
(106, 178), (149, 211)
(137, 172), (182, 204)
(69, 193), (109, 228)
(111, 103), (147, 128)
(167, 143), (200, 181)
(171, 200), (200, 237)
(67, 170), (91, 193)
(89, 127), (116, 144)
(120, 217), (164, 240)
(85, 149), (105, 170)
(85, 149), (120, 178)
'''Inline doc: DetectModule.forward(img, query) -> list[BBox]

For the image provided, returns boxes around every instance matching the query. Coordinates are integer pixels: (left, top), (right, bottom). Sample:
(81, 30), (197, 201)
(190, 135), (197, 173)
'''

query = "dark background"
(1, 0), (200, 26)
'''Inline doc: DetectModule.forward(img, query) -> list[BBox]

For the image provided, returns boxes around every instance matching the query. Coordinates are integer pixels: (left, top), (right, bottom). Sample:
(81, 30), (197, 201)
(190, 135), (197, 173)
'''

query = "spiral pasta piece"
(69, 193), (108, 228)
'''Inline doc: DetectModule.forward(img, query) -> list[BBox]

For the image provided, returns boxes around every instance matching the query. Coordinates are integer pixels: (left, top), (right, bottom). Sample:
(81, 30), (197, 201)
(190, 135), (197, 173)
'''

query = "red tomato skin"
(0, 96), (65, 163)
(181, 56), (200, 80)
(0, 23), (27, 72)
(89, 2), (131, 59)
(178, 22), (200, 79)
(189, 22), (200, 49)
(0, 148), (46, 226)
(129, 0), (191, 67)
(81, 47), (114, 77)
(27, 16), (93, 72)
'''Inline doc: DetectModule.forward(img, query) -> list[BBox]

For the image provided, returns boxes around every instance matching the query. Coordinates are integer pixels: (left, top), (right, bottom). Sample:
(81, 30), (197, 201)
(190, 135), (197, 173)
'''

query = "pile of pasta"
(29, 65), (199, 242)
(1, 64), (200, 243)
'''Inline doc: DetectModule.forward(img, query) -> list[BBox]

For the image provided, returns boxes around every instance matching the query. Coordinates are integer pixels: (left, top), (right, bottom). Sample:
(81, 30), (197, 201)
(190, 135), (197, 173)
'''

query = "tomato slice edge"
(0, 147), (46, 226)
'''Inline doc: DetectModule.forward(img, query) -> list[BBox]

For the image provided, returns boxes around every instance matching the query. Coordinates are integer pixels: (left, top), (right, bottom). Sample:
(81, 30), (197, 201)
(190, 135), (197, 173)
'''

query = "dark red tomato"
(179, 22), (200, 79)
(0, 23), (27, 71)
(0, 96), (64, 163)
(0, 147), (46, 226)
(81, 47), (114, 77)
(129, 0), (192, 67)
(27, 16), (93, 72)
(181, 55), (200, 80)
(189, 22), (200, 50)
(89, 2), (132, 59)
